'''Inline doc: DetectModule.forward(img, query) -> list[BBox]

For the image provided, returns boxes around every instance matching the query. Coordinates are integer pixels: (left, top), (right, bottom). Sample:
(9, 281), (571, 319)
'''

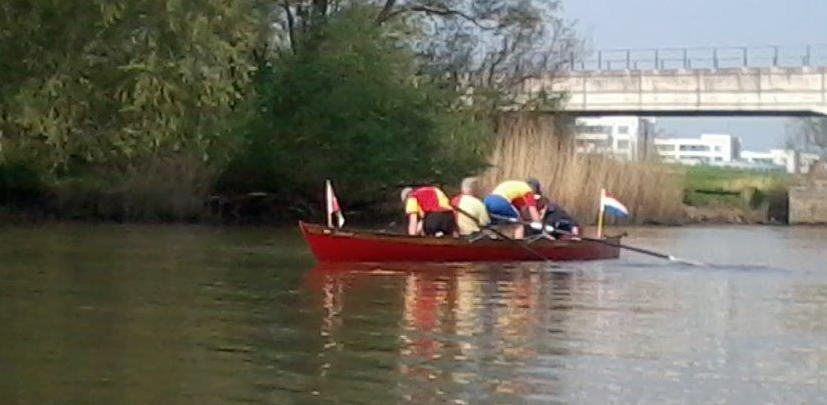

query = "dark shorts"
(483, 194), (520, 224)
(423, 211), (455, 237)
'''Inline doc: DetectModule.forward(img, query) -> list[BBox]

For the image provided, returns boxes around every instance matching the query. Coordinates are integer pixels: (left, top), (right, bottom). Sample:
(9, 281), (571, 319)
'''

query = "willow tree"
(0, 0), (272, 171)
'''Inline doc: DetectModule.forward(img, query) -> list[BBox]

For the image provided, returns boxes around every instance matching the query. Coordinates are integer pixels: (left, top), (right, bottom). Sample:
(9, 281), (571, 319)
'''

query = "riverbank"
(0, 200), (818, 227)
(681, 166), (795, 224)
(0, 147), (812, 226)
(0, 178), (808, 227)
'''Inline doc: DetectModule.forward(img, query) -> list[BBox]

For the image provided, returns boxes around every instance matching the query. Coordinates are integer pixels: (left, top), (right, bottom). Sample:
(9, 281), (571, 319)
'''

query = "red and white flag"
(325, 179), (345, 228)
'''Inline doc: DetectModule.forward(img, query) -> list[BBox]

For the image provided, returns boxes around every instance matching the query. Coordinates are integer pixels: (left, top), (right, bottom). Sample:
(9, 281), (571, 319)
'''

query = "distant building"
(573, 116), (656, 161)
(654, 134), (742, 165)
(741, 149), (821, 174)
(575, 122), (821, 173)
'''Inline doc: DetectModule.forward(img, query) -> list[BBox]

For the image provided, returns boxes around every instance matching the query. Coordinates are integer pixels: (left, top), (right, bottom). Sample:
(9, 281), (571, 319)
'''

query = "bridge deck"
(531, 66), (827, 116)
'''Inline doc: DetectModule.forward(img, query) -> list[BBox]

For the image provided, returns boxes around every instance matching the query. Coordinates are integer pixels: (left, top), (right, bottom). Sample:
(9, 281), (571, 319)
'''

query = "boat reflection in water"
(305, 262), (581, 401)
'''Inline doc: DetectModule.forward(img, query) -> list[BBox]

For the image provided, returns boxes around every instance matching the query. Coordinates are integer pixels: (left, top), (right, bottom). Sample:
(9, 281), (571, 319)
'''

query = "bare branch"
(381, 4), (496, 29)
(375, 0), (396, 24)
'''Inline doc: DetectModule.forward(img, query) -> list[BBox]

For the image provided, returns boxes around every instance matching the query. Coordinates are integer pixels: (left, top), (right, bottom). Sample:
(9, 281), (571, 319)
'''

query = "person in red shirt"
(400, 186), (456, 237)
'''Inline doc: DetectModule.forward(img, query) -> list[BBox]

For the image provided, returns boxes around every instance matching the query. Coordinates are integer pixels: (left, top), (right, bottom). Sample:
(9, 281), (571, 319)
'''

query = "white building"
(573, 116), (656, 161)
(654, 134), (741, 165)
(741, 149), (821, 174)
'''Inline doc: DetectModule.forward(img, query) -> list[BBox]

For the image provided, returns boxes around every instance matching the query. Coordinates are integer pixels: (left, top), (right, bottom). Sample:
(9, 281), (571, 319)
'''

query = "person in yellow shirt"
(400, 186), (455, 236)
(450, 177), (490, 236)
(483, 178), (543, 239)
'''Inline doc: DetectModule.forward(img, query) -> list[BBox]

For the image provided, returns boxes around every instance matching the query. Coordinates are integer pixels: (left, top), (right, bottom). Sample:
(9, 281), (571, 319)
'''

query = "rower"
(451, 177), (490, 236)
(400, 186), (456, 237)
(534, 195), (580, 239)
(483, 178), (543, 239)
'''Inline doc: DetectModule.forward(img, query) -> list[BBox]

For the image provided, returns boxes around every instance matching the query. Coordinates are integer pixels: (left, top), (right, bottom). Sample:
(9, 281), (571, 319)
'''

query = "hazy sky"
(562, 0), (827, 150)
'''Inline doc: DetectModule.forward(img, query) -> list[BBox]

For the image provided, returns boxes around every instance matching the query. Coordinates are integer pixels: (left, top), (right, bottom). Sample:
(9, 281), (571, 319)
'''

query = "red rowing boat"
(299, 221), (621, 263)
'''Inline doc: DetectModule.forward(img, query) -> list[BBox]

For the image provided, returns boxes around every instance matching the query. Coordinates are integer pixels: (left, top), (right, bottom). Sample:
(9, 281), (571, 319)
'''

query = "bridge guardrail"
(566, 45), (827, 72)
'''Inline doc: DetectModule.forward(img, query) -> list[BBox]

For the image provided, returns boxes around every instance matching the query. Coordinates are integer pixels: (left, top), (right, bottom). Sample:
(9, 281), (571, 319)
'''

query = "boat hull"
(299, 222), (620, 263)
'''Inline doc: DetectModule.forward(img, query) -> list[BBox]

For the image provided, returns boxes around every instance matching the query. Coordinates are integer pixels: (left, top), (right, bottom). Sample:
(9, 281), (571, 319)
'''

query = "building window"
(714, 146), (721, 152)
(575, 139), (611, 152)
(576, 125), (612, 134)
(656, 144), (675, 151)
(679, 145), (710, 152)
(617, 140), (630, 150)
(617, 126), (629, 134)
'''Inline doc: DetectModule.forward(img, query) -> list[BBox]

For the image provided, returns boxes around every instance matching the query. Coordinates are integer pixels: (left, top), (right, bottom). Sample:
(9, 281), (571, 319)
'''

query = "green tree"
(0, 0), (270, 171)
(219, 7), (491, 207)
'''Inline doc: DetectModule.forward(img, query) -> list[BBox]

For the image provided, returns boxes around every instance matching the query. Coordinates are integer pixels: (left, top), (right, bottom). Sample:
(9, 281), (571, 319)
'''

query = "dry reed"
(479, 114), (685, 224)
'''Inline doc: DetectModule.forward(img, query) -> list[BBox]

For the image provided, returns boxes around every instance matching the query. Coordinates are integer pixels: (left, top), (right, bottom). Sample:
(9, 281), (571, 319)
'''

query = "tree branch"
(381, 4), (495, 29)
(375, 0), (396, 24)
(282, 0), (297, 54)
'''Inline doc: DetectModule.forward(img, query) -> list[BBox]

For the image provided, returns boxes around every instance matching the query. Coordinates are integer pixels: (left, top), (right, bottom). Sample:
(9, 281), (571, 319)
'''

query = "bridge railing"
(567, 45), (827, 72)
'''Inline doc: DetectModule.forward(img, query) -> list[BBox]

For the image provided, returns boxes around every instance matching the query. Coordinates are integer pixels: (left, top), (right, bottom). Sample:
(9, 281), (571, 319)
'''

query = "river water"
(1, 224), (826, 403)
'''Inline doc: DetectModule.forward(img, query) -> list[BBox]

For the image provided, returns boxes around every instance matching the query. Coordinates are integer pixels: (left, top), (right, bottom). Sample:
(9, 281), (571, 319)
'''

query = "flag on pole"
(597, 188), (628, 238)
(600, 190), (629, 217)
(325, 179), (345, 228)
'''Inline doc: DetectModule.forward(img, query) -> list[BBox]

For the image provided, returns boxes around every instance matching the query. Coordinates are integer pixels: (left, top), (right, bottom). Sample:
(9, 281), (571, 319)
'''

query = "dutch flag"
(600, 189), (629, 217)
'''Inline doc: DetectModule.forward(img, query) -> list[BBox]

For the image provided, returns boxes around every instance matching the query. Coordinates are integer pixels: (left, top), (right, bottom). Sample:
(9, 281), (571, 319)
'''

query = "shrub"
(52, 155), (214, 221)
(0, 160), (45, 208)
(218, 7), (490, 209)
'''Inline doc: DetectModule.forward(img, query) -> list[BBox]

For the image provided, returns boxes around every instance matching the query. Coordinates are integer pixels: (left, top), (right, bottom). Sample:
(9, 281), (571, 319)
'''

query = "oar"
(490, 214), (704, 266)
(451, 205), (553, 264)
(580, 235), (704, 266)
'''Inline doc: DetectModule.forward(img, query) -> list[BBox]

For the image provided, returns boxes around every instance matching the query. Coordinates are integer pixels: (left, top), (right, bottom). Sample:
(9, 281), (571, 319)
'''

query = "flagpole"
(597, 188), (606, 238)
(325, 179), (333, 228)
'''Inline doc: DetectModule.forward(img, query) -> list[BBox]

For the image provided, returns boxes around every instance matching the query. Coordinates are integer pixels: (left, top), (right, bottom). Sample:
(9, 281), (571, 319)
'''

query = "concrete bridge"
(523, 45), (827, 116)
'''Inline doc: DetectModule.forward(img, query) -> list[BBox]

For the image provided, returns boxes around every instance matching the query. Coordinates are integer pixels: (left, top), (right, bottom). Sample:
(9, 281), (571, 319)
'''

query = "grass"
(680, 165), (793, 223)
(683, 166), (794, 194)
(683, 191), (743, 208)
(682, 165), (794, 210)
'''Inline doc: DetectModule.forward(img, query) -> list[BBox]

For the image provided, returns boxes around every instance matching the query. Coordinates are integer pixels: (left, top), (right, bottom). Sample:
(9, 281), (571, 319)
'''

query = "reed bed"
(479, 114), (685, 224)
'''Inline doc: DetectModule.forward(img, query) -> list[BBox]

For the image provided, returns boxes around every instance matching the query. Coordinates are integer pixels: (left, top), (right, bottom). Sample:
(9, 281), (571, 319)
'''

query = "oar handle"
(490, 214), (555, 233)
(452, 203), (551, 263)
(496, 215), (555, 233)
